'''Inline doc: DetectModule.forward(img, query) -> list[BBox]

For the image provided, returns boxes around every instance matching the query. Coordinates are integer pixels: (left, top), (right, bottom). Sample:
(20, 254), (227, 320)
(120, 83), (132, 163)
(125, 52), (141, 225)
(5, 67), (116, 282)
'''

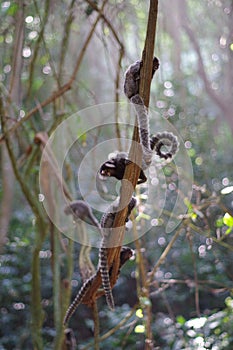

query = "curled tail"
(151, 132), (179, 160)
(124, 58), (179, 171)
(130, 97), (179, 167)
(124, 58), (159, 169)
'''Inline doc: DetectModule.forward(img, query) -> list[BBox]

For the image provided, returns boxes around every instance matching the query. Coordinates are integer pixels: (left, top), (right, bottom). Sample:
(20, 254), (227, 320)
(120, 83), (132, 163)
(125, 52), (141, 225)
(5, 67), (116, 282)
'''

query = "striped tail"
(150, 132), (179, 160)
(63, 275), (94, 325)
(99, 236), (115, 310)
(130, 94), (153, 169)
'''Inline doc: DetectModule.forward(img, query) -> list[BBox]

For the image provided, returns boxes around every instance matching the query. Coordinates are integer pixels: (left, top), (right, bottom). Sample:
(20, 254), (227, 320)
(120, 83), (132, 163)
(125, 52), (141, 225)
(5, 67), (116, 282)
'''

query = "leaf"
(191, 213), (197, 221)
(40, 54), (50, 65)
(223, 213), (233, 228)
(225, 227), (233, 235)
(176, 315), (186, 325)
(187, 148), (196, 157)
(7, 3), (19, 16)
(136, 213), (151, 221)
(184, 197), (193, 211)
(216, 218), (224, 228)
(32, 77), (44, 92)
(225, 297), (233, 309)
(134, 325), (145, 333)
(136, 309), (143, 318)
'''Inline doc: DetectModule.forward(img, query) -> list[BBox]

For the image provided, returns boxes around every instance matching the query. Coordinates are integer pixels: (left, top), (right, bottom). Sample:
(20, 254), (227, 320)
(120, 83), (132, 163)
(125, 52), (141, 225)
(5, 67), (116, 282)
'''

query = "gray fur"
(151, 132), (179, 160)
(64, 200), (100, 229)
(63, 275), (95, 325)
(124, 59), (179, 169)
(63, 246), (134, 324)
(130, 94), (153, 169)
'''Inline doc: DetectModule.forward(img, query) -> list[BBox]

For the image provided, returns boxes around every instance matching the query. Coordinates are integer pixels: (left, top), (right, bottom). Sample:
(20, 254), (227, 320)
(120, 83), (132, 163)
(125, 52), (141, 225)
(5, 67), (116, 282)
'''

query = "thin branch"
(34, 132), (73, 202)
(27, 0), (51, 97)
(58, 0), (76, 81)
(187, 232), (201, 317)
(0, 0), (108, 143)
(85, 0), (125, 148)
(85, 0), (124, 51)
(0, 96), (45, 221)
(146, 227), (183, 287)
(81, 304), (138, 350)
(93, 302), (100, 350)
(150, 278), (232, 292)
(183, 24), (228, 114)
(139, 0), (158, 107)
(114, 47), (124, 149)
(9, 2), (24, 102)
(188, 221), (233, 252)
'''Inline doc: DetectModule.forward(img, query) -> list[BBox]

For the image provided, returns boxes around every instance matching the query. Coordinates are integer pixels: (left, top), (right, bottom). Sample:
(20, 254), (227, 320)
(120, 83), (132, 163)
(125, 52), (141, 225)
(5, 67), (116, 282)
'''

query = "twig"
(34, 131), (72, 201)
(0, 0), (108, 143)
(114, 47), (124, 150)
(187, 231), (201, 317)
(146, 227), (183, 287)
(0, 96), (45, 221)
(93, 302), (100, 350)
(81, 304), (138, 350)
(85, 0), (124, 50)
(27, 0), (51, 97)
(188, 221), (233, 252)
(58, 0), (76, 81)
(85, 0), (125, 148)
(150, 278), (232, 291)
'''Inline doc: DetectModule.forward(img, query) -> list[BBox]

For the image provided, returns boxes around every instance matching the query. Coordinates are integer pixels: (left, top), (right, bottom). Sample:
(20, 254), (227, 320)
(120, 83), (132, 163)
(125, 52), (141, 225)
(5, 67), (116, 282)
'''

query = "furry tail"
(63, 275), (94, 325)
(151, 132), (179, 160)
(99, 236), (115, 310)
(130, 94), (153, 169)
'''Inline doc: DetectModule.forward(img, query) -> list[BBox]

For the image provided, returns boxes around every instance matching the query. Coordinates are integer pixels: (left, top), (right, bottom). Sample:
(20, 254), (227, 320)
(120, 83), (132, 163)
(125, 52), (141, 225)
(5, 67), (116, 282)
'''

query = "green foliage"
(223, 213), (233, 234)
(6, 2), (19, 16)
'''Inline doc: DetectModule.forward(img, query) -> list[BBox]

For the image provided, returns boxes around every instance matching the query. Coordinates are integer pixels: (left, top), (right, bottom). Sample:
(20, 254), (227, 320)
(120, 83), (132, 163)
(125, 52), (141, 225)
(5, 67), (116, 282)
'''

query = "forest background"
(0, 0), (233, 349)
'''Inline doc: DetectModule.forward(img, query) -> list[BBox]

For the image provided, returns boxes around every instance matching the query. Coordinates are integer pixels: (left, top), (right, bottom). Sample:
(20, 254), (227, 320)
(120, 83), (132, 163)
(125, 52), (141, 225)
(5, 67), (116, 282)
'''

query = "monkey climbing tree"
(63, 1), (160, 349)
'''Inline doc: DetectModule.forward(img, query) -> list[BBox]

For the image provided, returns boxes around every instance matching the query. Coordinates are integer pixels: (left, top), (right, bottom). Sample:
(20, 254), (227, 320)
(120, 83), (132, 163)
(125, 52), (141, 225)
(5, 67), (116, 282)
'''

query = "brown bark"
(82, 4), (159, 332)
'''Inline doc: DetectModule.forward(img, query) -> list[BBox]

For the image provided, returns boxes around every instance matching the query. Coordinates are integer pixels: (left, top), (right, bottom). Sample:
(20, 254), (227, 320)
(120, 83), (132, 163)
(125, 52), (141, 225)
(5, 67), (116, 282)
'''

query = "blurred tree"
(0, 0), (232, 349)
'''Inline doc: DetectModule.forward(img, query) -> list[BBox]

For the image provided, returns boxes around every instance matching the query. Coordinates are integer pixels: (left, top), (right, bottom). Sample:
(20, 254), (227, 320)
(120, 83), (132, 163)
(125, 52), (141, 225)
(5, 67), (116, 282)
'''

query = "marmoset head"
(99, 152), (129, 180)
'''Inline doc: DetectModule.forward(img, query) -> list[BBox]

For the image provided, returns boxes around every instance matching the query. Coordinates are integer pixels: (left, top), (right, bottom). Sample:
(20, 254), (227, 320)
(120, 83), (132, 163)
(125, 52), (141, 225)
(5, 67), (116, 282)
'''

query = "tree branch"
(0, 0), (108, 143)
(81, 0), (159, 309)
